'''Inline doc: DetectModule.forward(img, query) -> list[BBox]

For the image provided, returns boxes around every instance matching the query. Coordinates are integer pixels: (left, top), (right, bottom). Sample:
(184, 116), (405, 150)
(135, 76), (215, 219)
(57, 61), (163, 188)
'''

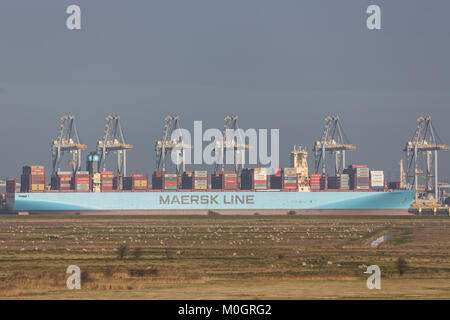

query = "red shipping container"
(153, 171), (168, 177)
(164, 182), (178, 186)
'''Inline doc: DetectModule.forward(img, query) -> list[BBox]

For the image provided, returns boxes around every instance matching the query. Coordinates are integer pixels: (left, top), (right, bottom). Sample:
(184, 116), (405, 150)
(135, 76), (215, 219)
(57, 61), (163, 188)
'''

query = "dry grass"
(0, 215), (448, 299)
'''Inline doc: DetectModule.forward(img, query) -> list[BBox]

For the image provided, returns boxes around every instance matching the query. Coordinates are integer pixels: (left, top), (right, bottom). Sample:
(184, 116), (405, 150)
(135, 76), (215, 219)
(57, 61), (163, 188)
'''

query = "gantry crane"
(313, 115), (356, 175)
(214, 115), (250, 173)
(155, 115), (190, 174)
(51, 115), (87, 175)
(403, 116), (448, 202)
(96, 115), (133, 182)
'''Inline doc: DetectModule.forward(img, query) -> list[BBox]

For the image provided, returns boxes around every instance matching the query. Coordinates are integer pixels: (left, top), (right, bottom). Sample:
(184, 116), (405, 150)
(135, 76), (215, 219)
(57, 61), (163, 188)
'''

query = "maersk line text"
(160, 194), (255, 205)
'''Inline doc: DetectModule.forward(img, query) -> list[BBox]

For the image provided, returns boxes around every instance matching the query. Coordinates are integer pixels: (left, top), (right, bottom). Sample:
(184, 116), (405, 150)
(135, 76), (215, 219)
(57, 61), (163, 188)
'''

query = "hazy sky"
(1, 0), (449, 182)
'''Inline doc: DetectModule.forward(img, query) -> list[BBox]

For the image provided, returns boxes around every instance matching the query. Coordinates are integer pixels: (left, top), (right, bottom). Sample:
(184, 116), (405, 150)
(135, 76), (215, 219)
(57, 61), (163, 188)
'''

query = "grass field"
(0, 215), (449, 299)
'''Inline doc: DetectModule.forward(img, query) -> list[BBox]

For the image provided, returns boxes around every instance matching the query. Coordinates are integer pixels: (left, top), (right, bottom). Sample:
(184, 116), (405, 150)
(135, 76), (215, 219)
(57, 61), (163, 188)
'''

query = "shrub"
(132, 247), (143, 259)
(117, 244), (128, 259)
(81, 271), (92, 283)
(287, 210), (297, 215)
(396, 257), (408, 276)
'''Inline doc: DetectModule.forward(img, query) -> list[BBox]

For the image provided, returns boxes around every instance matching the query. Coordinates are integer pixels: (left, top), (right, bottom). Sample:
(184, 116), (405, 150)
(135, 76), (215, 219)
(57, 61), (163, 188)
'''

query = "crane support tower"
(155, 115), (191, 174)
(96, 115), (133, 186)
(313, 115), (356, 175)
(51, 115), (87, 175)
(403, 116), (448, 202)
(214, 115), (250, 174)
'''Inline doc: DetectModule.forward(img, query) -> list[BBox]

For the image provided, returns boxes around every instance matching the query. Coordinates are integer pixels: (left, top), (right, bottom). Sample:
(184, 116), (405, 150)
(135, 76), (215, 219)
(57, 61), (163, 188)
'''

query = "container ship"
(2, 150), (416, 215)
(0, 115), (418, 215)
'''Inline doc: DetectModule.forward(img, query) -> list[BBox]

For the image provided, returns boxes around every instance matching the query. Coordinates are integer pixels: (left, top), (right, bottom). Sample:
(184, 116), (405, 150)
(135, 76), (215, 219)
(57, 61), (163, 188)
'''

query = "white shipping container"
(57, 171), (73, 175)
(370, 170), (384, 187)
(254, 175), (267, 179)
(194, 170), (208, 176)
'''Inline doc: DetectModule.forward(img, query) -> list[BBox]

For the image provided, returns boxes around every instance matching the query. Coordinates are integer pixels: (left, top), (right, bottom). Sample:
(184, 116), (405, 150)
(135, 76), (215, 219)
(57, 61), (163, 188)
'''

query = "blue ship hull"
(7, 190), (416, 215)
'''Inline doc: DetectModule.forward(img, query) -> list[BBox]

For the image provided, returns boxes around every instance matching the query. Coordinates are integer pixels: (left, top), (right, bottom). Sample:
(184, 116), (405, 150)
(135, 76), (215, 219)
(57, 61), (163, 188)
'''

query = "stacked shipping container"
(193, 171), (208, 190)
(51, 171), (72, 191)
(269, 168), (283, 189)
(72, 171), (90, 192)
(223, 171), (238, 190)
(344, 165), (370, 191)
(123, 174), (148, 191)
(211, 172), (223, 189)
(181, 171), (193, 189)
(100, 171), (114, 191)
(210, 171), (238, 190)
(327, 174), (350, 190)
(151, 171), (165, 189)
(370, 170), (385, 190)
(309, 173), (321, 191)
(283, 168), (297, 190)
(240, 169), (253, 190)
(320, 174), (327, 190)
(164, 173), (178, 190)
(254, 168), (268, 190)
(13, 165), (388, 194)
(21, 166), (46, 192)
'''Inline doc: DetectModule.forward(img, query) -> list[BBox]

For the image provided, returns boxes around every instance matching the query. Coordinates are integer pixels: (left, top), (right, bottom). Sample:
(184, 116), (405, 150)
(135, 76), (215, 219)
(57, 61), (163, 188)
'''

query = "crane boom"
(96, 115), (133, 188)
(155, 115), (190, 174)
(403, 115), (448, 202)
(51, 115), (87, 175)
(312, 115), (355, 175)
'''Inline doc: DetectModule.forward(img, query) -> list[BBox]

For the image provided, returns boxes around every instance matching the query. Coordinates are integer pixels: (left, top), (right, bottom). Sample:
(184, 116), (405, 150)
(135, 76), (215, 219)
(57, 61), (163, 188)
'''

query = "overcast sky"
(1, 0), (449, 182)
